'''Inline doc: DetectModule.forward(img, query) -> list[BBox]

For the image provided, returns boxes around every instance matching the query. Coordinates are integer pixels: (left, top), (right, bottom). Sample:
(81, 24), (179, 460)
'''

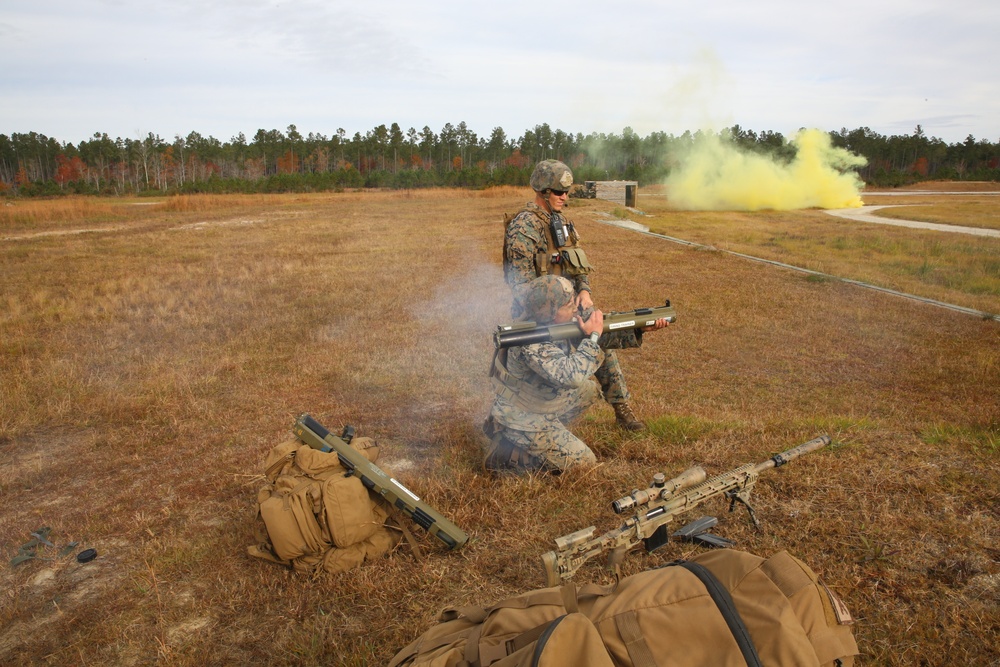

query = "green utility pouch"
(559, 247), (593, 276)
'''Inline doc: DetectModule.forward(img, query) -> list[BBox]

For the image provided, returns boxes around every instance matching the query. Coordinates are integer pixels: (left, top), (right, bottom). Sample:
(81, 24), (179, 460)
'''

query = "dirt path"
(1, 227), (124, 242)
(824, 206), (1000, 238)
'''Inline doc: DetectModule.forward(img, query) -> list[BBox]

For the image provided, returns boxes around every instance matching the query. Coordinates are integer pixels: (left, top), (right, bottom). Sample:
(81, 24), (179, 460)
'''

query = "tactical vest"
(489, 344), (596, 416)
(503, 208), (594, 282)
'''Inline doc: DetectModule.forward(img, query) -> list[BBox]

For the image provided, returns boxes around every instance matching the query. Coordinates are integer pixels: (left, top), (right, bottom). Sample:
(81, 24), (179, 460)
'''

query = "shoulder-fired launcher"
(541, 435), (830, 585)
(494, 301), (676, 349)
(293, 414), (469, 550)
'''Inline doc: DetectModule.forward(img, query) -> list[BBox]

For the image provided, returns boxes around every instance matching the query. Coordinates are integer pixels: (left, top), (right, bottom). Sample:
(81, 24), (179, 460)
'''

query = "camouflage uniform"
(485, 276), (645, 474)
(504, 203), (632, 406)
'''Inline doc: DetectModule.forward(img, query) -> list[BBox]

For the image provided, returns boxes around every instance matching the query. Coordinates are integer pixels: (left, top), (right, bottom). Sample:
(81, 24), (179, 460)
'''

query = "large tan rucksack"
(389, 548), (859, 667)
(247, 435), (402, 574)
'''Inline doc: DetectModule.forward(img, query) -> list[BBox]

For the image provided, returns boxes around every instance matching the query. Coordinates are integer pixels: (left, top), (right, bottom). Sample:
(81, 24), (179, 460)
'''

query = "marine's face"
(551, 297), (578, 324)
(546, 188), (569, 212)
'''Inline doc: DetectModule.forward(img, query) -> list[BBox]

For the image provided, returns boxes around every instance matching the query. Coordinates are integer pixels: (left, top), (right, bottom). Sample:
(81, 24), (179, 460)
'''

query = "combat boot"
(482, 436), (518, 473)
(482, 428), (550, 475)
(613, 402), (645, 432)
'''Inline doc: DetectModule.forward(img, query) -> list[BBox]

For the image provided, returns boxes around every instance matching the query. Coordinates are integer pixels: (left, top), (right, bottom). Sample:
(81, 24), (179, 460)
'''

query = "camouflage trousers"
(596, 349), (631, 405)
(485, 379), (602, 474)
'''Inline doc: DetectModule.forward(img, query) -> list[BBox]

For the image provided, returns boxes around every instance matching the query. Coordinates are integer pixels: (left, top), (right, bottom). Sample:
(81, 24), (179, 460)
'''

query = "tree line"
(1, 122), (997, 197)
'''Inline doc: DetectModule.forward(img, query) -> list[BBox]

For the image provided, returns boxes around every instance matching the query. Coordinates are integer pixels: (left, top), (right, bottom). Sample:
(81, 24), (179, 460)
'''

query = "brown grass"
(870, 180), (1000, 192)
(1, 189), (998, 666)
(635, 190), (1000, 317)
(0, 197), (136, 231)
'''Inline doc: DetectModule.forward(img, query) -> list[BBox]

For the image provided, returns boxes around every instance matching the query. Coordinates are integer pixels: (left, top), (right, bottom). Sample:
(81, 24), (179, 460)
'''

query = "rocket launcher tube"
(292, 414), (469, 550)
(494, 301), (677, 349)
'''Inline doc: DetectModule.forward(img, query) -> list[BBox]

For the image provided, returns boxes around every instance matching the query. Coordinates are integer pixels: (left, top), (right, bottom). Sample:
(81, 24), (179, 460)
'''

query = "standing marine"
(484, 275), (669, 474)
(503, 159), (645, 431)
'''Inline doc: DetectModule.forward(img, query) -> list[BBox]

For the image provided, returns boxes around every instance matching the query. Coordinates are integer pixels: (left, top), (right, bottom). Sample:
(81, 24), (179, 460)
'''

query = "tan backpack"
(247, 435), (402, 574)
(388, 548), (859, 667)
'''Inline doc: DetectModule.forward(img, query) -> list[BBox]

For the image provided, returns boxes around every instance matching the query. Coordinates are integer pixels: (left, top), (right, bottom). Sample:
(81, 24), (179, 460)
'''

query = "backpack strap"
(477, 619), (554, 666)
(560, 583), (579, 613)
(614, 611), (658, 667)
(385, 506), (424, 562)
(673, 560), (763, 667)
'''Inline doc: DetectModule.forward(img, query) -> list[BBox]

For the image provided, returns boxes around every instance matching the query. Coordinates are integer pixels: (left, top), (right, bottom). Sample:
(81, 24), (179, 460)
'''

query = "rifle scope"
(611, 466), (707, 514)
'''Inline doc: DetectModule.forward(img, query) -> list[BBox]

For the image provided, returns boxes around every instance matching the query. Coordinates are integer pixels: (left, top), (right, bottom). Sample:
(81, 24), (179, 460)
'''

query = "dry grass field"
(636, 182), (1000, 317)
(1, 187), (998, 666)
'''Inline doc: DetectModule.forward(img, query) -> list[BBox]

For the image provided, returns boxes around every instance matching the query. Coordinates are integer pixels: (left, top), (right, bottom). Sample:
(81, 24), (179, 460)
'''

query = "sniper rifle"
(494, 301), (676, 350)
(540, 435), (831, 585)
(292, 414), (469, 550)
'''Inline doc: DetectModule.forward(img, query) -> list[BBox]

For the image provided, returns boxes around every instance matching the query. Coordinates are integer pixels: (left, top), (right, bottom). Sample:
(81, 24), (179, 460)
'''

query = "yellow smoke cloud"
(665, 128), (867, 210)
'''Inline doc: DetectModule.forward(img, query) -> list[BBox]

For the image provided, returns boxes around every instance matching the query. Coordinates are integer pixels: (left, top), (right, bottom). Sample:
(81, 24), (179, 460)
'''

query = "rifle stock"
(495, 300), (676, 349)
(293, 414), (469, 550)
(541, 435), (831, 585)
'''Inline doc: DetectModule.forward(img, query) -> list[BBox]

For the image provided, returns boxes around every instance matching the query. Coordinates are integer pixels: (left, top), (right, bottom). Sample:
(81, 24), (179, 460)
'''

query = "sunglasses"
(550, 189), (568, 197)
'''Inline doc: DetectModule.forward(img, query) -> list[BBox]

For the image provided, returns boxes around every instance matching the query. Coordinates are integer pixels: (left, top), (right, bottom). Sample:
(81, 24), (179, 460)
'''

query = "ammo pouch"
(549, 214), (592, 277)
(533, 245), (593, 279)
(556, 246), (593, 277)
(248, 435), (402, 574)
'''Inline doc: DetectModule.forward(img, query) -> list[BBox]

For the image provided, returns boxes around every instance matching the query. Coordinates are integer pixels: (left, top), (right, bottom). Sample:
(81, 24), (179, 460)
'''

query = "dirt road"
(824, 205), (1000, 238)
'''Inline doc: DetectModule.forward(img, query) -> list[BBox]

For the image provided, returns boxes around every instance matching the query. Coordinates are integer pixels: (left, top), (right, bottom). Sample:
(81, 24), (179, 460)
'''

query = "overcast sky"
(2, 0), (998, 147)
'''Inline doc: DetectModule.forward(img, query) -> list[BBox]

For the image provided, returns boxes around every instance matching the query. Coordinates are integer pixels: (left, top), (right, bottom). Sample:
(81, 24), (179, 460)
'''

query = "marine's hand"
(577, 309), (604, 336)
(575, 290), (594, 312)
(642, 317), (670, 332)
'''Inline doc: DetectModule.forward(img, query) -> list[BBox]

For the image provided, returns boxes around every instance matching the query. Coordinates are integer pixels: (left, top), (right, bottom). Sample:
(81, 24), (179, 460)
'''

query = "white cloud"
(1, 0), (997, 144)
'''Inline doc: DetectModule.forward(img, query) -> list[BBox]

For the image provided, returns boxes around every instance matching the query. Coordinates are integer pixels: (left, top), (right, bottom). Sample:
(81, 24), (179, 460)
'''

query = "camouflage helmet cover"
(530, 160), (574, 192)
(524, 275), (576, 324)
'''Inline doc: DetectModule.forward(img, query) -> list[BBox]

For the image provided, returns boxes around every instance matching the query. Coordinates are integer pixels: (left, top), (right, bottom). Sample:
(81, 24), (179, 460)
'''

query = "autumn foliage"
(276, 150), (301, 175)
(54, 154), (87, 186)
